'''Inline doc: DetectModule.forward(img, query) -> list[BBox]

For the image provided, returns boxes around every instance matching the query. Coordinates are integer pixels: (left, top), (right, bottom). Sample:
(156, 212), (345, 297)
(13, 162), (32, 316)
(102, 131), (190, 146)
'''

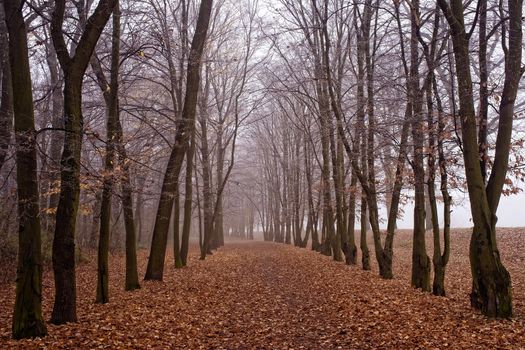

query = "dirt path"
(1, 240), (524, 349)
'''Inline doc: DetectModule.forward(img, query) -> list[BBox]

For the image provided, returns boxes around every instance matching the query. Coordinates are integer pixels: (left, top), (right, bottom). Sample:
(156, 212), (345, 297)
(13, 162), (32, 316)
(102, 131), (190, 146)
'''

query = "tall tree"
(145, 0), (214, 280)
(0, 2), (12, 173)
(197, 64), (214, 261)
(414, 5), (451, 296)
(327, 0), (411, 279)
(4, 0), (47, 339)
(437, 0), (523, 317)
(116, 117), (141, 291)
(409, 0), (430, 292)
(96, 0), (122, 304)
(50, 0), (118, 324)
(88, 2), (142, 292)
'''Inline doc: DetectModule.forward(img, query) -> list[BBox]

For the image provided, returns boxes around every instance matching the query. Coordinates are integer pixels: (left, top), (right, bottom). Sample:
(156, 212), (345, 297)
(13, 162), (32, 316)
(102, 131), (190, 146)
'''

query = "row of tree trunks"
(328, 0), (409, 280)
(438, 0), (523, 317)
(437, 0), (523, 318)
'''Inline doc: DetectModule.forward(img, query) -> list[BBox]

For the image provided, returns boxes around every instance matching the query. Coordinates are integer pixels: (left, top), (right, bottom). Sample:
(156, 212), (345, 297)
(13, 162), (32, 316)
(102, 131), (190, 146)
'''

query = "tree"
(145, 0), (214, 280)
(408, 0), (430, 292)
(437, 0), (523, 317)
(0, 2), (12, 173)
(50, 0), (118, 324)
(414, 4), (451, 296)
(92, 0), (137, 303)
(4, 0), (47, 339)
(89, 1), (140, 292)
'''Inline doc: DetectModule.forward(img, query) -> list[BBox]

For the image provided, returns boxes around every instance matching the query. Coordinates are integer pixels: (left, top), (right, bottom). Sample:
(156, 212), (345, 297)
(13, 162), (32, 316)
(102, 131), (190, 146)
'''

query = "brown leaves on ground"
(1, 229), (525, 349)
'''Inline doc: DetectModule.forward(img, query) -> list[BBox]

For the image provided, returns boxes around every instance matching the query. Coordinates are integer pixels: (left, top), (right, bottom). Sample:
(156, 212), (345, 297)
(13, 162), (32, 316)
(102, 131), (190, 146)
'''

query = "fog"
(396, 192), (525, 229)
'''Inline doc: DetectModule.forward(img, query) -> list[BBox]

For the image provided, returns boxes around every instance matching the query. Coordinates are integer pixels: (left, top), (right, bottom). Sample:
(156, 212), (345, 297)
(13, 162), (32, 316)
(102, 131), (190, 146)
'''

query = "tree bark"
(116, 119), (141, 291)
(0, 5), (12, 173)
(354, 1), (371, 270)
(180, 124), (196, 266)
(478, 0), (489, 183)
(305, 138), (320, 251)
(213, 123), (225, 249)
(345, 169), (358, 265)
(438, 0), (522, 317)
(409, 0), (430, 292)
(173, 183), (182, 267)
(5, 0), (47, 339)
(44, 40), (63, 235)
(417, 7), (450, 296)
(145, 0), (214, 280)
(96, 1), (121, 304)
(50, 0), (117, 324)
(134, 175), (146, 246)
(198, 68), (213, 260)
(431, 73), (451, 297)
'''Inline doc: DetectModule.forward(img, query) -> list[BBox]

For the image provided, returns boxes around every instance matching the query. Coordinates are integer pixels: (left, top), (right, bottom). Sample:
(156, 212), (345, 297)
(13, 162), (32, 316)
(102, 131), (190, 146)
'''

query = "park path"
(1, 239), (524, 349)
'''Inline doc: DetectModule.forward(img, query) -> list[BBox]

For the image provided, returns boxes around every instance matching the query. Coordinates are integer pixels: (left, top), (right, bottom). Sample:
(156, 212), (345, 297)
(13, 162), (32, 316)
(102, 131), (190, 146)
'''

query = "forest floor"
(1, 229), (525, 349)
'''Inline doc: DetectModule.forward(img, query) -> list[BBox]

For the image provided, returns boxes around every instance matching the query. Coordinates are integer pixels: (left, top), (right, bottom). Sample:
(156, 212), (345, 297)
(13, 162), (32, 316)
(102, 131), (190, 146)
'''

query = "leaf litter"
(0, 228), (524, 349)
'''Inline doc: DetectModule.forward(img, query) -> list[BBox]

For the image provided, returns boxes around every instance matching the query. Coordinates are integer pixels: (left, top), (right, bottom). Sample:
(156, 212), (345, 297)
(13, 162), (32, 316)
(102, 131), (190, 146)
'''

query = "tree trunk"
(180, 125), (195, 266)
(117, 120), (140, 291)
(134, 175), (146, 246)
(0, 7), (12, 173)
(438, 0), (522, 317)
(145, 0), (214, 280)
(90, 190), (102, 248)
(424, 198), (432, 231)
(360, 195), (370, 270)
(282, 134), (291, 245)
(108, 2), (140, 291)
(305, 139), (320, 251)
(354, 1), (371, 270)
(50, 0), (117, 324)
(198, 66), (213, 260)
(345, 169), (358, 265)
(96, 1), (121, 304)
(44, 41), (63, 235)
(213, 125), (225, 249)
(329, 109), (343, 262)
(409, 0), (430, 292)
(417, 8), (450, 296)
(317, 86), (334, 257)
(5, 0), (47, 338)
(364, 0), (378, 272)
(173, 183), (182, 267)
(477, 0), (489, 183)
(431, 74), (451, 297)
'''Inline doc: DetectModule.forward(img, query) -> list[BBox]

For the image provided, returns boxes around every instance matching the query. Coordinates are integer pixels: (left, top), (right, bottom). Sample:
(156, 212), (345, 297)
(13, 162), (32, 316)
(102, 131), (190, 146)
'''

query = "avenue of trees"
(250, 0), (524, 319)
(0, 0), (524, 340)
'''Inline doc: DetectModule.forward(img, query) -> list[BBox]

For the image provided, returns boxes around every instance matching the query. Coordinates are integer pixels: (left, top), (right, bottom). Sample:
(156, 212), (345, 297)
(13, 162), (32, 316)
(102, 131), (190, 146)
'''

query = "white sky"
(394, 191), (525, 229)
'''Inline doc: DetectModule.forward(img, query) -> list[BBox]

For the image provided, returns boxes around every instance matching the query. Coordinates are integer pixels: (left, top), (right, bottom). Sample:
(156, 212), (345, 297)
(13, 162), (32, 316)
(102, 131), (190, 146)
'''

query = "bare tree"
(145, 0), (213, 280)
(4, 0), (47, 339)
(437, 0), (523, 318)
(50, 0), (118, 324)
